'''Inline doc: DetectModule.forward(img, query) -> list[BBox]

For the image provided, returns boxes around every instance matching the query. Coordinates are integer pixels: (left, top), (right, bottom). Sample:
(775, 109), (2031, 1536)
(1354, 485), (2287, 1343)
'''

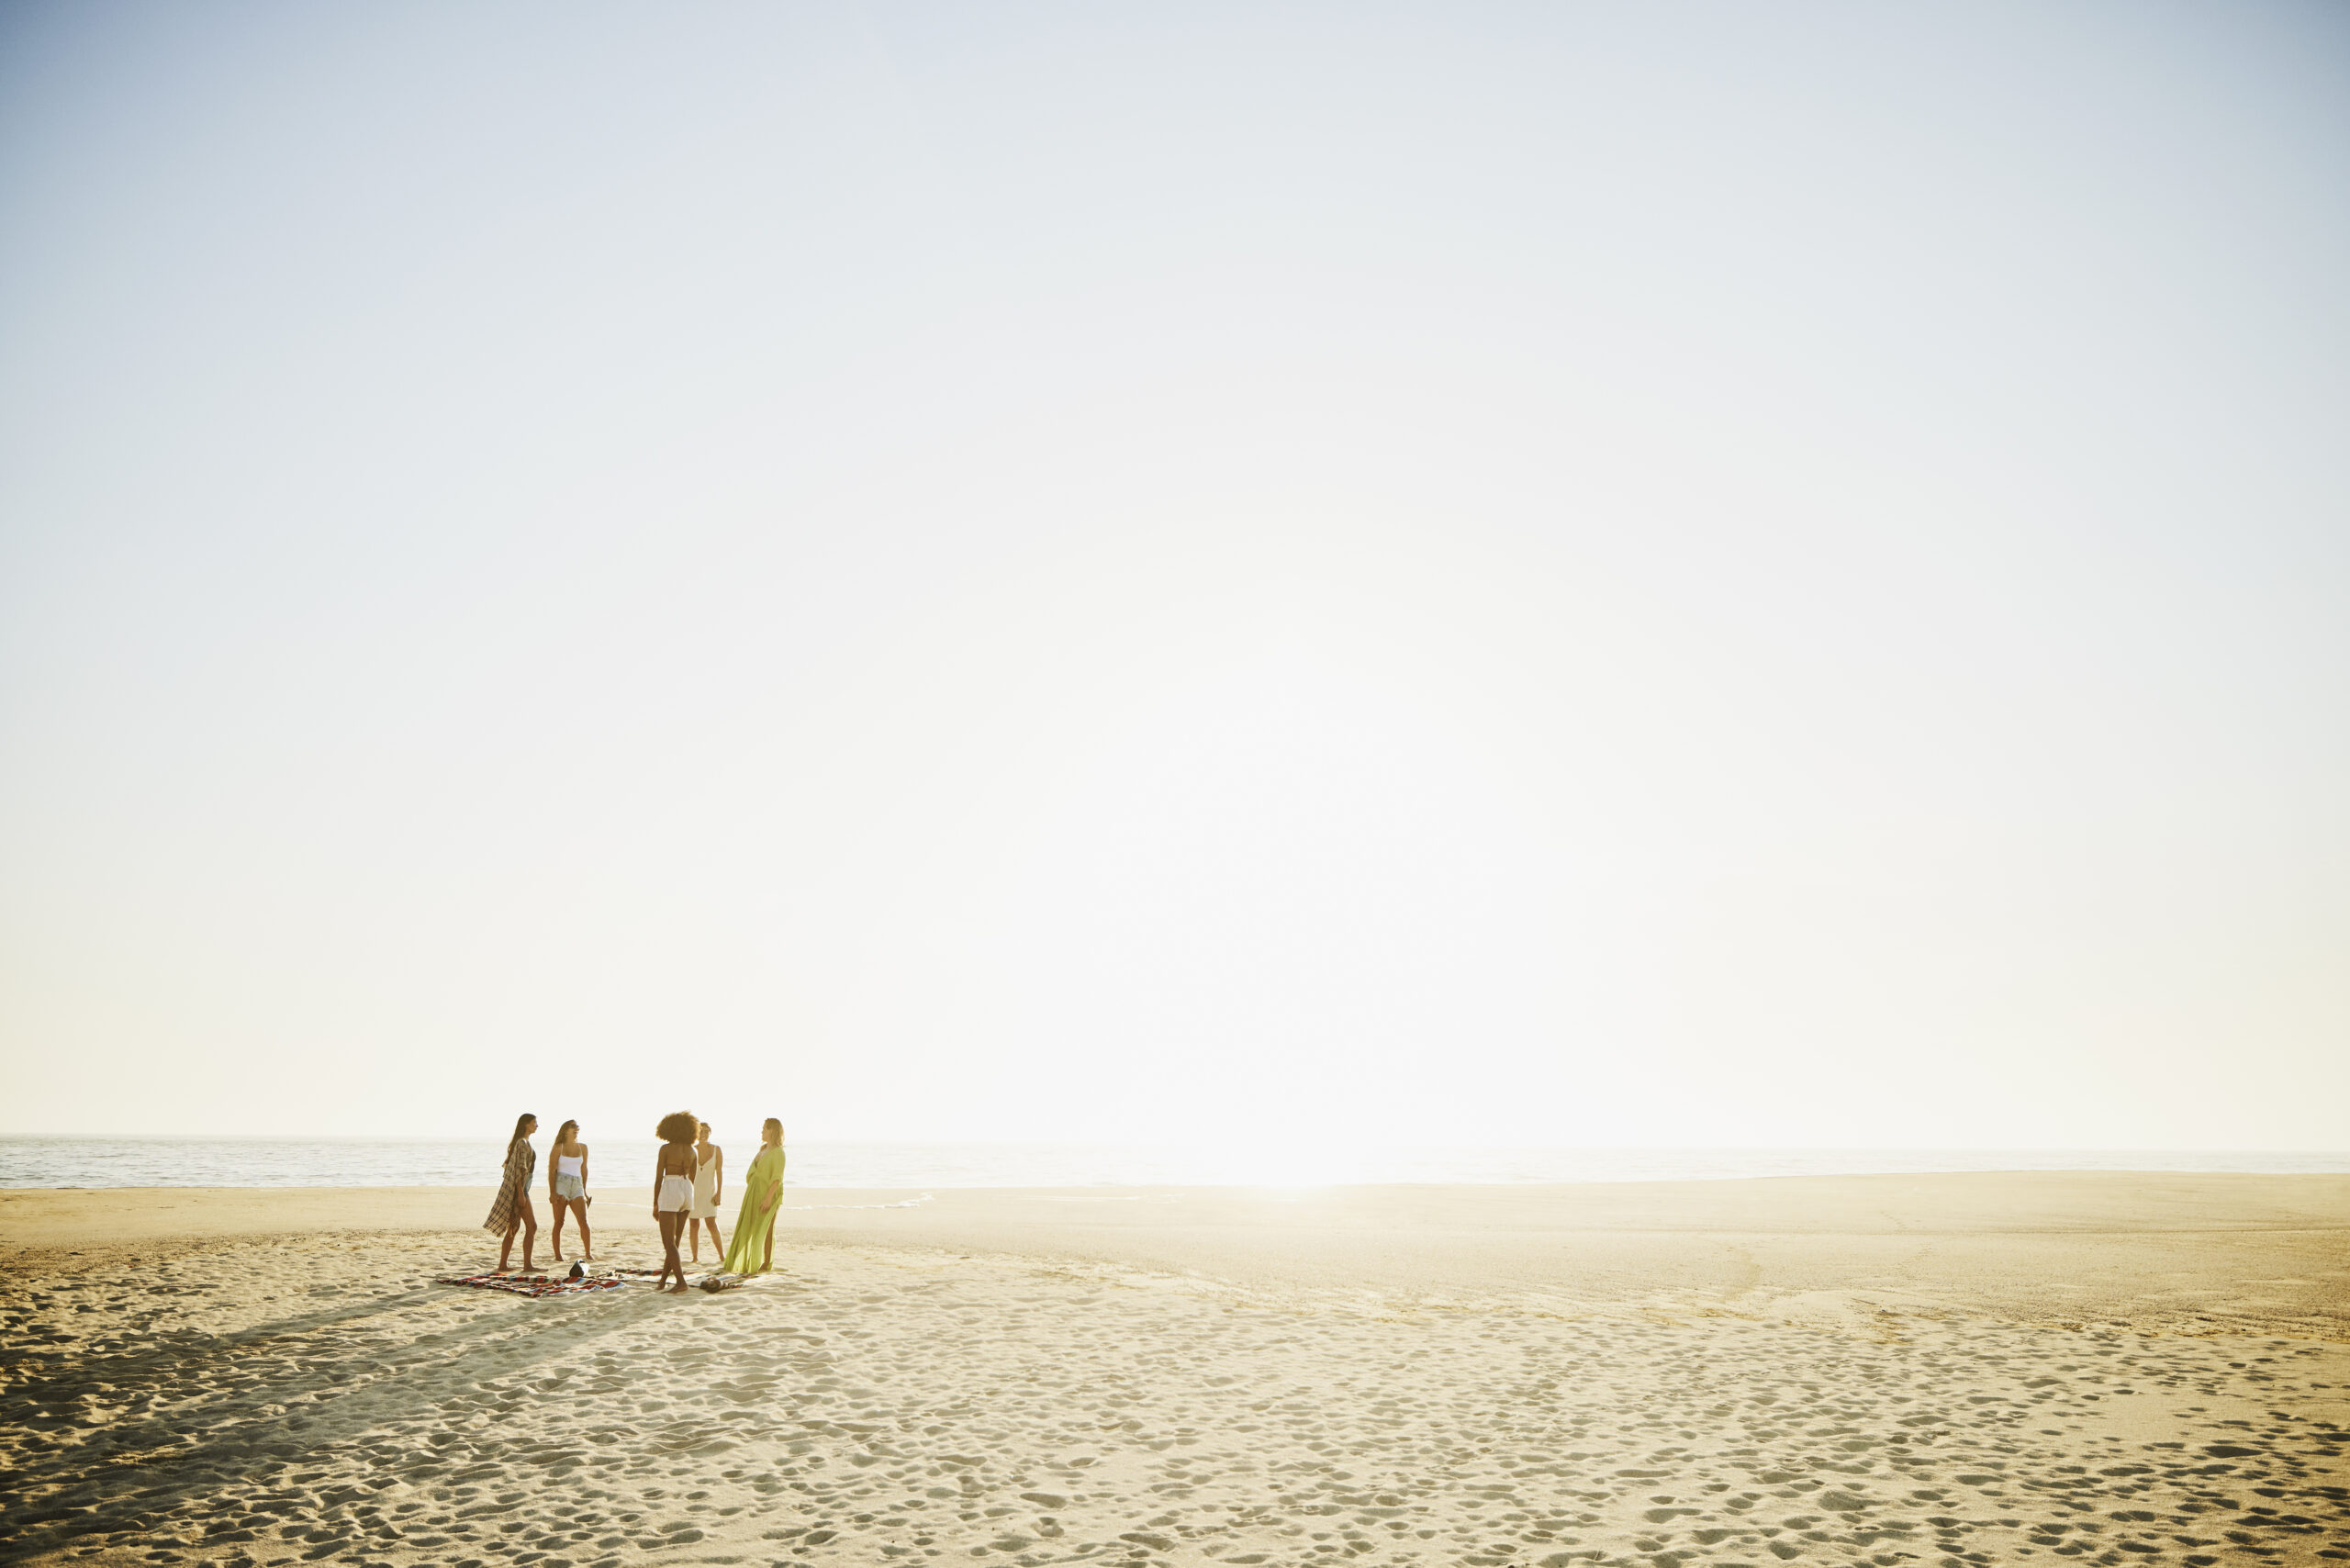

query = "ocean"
(0, 1137), (2343, 1191)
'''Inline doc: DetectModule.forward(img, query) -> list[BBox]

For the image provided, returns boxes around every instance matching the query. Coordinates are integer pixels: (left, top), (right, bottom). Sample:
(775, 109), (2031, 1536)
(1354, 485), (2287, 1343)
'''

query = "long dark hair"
(510, 1113), (536, 1143)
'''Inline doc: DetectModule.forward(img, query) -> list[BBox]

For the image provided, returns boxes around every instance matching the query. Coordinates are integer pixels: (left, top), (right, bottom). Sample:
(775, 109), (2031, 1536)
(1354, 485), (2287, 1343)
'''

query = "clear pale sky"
(2, 2), (2344, 1150)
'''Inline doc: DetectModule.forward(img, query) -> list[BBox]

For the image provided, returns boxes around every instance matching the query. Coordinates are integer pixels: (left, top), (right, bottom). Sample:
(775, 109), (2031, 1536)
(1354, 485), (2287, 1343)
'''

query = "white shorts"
(657, 1174), (695, 1213)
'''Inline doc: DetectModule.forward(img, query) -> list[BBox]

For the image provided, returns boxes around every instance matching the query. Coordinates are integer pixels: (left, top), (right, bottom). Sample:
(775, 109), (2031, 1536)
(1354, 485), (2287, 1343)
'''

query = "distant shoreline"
(3, 1137), (2345, 1193)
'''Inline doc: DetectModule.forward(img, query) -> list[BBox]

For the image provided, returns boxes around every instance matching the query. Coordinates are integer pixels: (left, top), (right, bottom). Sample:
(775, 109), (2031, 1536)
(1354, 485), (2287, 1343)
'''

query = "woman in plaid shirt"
(484, 1113), (539, 1273)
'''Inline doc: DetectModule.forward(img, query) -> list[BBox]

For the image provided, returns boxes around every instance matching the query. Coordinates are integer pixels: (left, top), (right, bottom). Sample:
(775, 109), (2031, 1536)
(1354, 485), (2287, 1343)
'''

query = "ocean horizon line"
(3, 1136), (2344, 1192)
(5, 1133), (2344, 1152)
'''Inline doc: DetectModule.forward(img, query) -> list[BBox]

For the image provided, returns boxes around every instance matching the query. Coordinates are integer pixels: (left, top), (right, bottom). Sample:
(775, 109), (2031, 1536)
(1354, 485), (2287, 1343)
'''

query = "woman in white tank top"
(547, 1120), (592, 1262)
(652, 1110), (700, 1293)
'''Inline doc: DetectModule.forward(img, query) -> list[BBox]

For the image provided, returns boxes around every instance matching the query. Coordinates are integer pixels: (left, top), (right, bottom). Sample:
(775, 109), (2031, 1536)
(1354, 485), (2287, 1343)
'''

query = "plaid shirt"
(483, 1137), (536, 1234)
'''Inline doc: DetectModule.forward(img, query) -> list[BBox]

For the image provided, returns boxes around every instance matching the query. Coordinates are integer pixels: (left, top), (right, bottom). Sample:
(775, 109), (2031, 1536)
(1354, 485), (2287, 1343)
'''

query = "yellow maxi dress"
(720, 1144), (786, 1274)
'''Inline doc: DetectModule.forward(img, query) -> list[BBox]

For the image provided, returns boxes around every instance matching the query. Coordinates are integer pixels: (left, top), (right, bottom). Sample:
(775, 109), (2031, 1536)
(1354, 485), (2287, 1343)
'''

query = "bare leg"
(519, 1204), (538, 1272)
(658, 1213), (686, 1291)
(699, 1218), (723, 1260)
(550, 1200), (568, 1260)
(576, 1202), (593, 1261)
(688, 1216), (700, 1262)
(496, 1219), (519, 1272)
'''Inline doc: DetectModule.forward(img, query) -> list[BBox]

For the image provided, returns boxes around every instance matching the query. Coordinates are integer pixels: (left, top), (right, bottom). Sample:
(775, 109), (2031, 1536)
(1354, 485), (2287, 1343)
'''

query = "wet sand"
(2, 1174), (2344, 1566)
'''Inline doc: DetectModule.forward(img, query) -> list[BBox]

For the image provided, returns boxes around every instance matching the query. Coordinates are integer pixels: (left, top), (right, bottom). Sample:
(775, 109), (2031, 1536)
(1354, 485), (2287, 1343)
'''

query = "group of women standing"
(483, 1112), (788, 1293)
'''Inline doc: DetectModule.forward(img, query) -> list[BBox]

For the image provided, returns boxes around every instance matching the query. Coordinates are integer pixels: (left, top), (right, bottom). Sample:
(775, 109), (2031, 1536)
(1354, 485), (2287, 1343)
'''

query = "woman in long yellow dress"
(720, 1119), (786, 1275)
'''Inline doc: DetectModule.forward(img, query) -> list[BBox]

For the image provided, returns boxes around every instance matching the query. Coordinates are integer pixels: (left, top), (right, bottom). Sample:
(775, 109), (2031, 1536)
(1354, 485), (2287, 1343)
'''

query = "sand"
(1, 1174), (2344, 1568)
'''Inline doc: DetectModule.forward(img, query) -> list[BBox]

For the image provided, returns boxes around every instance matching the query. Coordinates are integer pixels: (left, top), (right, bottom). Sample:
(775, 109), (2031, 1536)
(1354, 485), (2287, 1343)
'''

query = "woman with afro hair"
(651, 1110), (699, 1293)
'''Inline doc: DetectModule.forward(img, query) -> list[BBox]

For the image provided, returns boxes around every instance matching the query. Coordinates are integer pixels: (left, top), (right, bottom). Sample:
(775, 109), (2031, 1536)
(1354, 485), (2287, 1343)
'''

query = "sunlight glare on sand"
(1182, 1137), (1375, 1189)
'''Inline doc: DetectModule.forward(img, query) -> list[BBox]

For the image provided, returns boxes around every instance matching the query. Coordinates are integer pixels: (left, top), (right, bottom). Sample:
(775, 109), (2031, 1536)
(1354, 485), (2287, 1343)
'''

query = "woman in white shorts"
(547, 1119), (592, 1262)
(652, 1110), (699, 1294)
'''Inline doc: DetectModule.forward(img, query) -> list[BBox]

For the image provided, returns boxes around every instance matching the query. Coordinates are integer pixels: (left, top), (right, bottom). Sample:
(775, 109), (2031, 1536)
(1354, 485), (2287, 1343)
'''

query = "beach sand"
(1, 1174), (2344, 1567)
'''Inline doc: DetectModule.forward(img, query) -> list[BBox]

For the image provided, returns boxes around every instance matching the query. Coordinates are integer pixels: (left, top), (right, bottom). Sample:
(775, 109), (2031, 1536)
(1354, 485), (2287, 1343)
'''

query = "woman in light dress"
(720, 1118), (787, 1276)
(688, 1121), (724, 1262)
(484, 1113), (539, 1273)
(546, 1120), (591, 1262)
(652, 1110), (699, 1294)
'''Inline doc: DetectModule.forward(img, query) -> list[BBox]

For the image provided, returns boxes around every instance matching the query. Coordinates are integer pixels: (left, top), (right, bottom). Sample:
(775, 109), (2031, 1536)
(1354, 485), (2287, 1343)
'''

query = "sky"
(1, 1), (2344, 1152)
